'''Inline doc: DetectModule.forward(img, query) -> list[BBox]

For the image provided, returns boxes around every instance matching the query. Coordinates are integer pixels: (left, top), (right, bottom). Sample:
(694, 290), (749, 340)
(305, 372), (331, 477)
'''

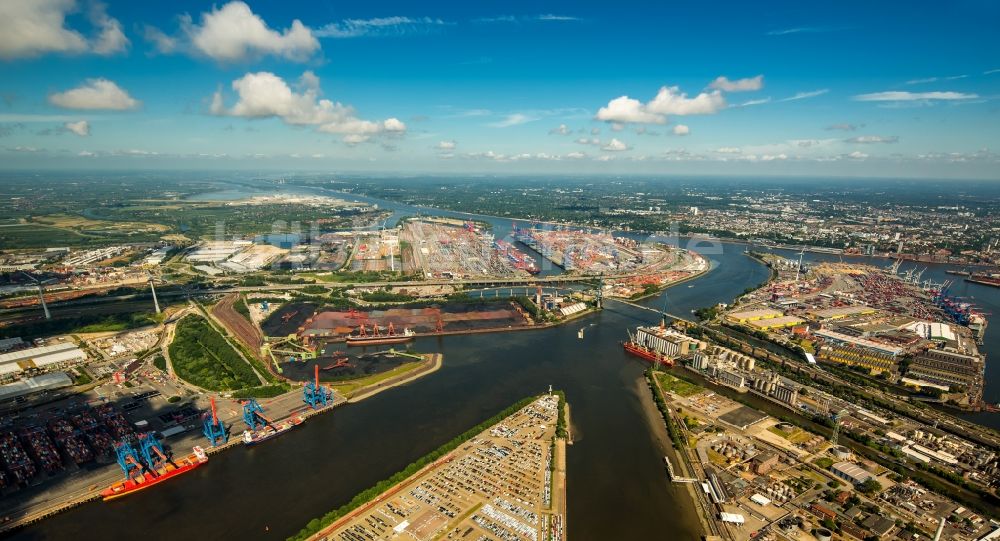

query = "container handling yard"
(307, 393), (567, 541)
(0, 362), (349, 532)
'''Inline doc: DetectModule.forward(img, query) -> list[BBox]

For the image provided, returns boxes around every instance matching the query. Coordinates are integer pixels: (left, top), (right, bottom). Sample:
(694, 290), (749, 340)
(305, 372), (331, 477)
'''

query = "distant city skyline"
(1, 0), (999, 178)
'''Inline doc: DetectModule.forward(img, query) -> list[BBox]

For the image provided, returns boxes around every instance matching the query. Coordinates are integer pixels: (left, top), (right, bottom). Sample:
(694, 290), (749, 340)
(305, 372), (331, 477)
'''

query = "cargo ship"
(101, 445), (207, 501)
(966, 273), (1000, 288)
(622, 327), (675, 367)
(346, 322), (415, 346)
(242, 415), (304, 446)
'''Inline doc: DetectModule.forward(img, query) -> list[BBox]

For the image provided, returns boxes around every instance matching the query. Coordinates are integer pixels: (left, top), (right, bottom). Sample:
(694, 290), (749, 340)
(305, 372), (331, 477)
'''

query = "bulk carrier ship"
(346, 322), (415, 346)
(622, 327), (676, 367)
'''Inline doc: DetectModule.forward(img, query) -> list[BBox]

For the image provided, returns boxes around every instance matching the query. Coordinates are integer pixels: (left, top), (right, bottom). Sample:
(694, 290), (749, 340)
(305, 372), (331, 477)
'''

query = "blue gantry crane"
(303, 364), (333, 409)
(113, 440), (144, 480)
(242, 398), (275, 430)
(202, 397), (228, 446)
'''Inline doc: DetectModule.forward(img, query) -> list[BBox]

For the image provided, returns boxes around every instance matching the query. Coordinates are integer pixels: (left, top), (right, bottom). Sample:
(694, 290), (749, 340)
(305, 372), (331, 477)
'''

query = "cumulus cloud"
(648, 86), (725, 115)
(672, 124), (690, 136)
(595, 96), (665, 124)
(64, 120), (89, 136)
(601, 138), (629, 151)
(826, 123), (859, 131)
(549, 123), (571, 135)
(575, 137), (600, 146)
(846, 151), (868, 159)
(436, 140), (456, 150)
(146, 1), (319, 62)
(49, 78), (139, 110)
(715, 147), (742, 154)
(846, 135), (898, 144)
(0, 0), (128, 59)
(709, 75), (764, 92)
(210, 71), (404, 143)
(316, 16), (449, 38)
(596, 85), (725, 125)
(853, 91), (978, 102)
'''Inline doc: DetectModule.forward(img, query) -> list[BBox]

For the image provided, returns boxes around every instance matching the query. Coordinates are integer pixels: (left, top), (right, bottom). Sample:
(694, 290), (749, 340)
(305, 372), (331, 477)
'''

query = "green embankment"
(168, 315), (260, 391)
(288, 394), (555, 541)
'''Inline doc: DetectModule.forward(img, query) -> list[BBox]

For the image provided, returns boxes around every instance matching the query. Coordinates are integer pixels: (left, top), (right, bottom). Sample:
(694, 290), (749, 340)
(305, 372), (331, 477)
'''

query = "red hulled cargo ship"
(622, 328), (675, 367)
(101, 446), (207, 501)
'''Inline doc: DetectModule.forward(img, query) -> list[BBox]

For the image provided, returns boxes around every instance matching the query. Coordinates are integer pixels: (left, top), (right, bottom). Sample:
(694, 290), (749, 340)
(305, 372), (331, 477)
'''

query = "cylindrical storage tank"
(831, 445), (851, 459)
(815, 528), (833, 541)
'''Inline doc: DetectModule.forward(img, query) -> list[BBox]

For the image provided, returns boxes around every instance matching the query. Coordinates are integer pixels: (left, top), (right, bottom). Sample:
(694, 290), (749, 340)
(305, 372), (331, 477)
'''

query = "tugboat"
(101, 435), (207, 501)
(346, 322), (416, 346)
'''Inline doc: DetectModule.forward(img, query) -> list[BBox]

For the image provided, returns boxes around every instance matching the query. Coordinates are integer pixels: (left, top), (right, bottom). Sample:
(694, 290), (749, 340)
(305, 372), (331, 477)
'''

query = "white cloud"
(148, 1), (319, 62)
(742, 98), (772, 107)
(601, 138), (629, 151)
(590, 127), (600, 135)
(49, 79), (140, 110)
(715, 147), (742, 154)
(565, 151), (587, 159)
(905, 75), (966, 85)
(7, 146), (41, 153)
(64, 120), (89, 136)
(488, 113), (536, 128)
(672, 124), (690, 136)
(382, 118), (406, 132)
(596, 85), (725, 125)
(595, 96), (665, 124)
(436, 140), (456, 150)
(89, 2), (128, 55)
(778, 89), (828, 102)
(647, 86), (725, 115)
(0, 0), (128, 59)
(846, 135), (898, 144)
(846, 151), (869, 160)
(342, 134), (369, 146)
(143, 25), (177, 54)
(316, 16), (449, 38)
(853, 91), (978, 102)
(575, 137), (600, 146)
(709, 75), (763, 92)
(210, 71), (404, 142)
(826, 123), (858, 131)
(549, 123), (571, 135)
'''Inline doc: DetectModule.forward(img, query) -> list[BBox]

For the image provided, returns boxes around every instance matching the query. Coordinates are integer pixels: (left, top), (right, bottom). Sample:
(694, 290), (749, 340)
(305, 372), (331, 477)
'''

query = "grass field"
(331, 360), (424, 396)
(654, 370), (704, 397)
(767, 425), (815, 444)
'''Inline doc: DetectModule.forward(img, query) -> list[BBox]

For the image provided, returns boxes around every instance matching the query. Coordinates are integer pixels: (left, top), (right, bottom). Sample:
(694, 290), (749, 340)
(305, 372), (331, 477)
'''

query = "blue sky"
(1, 0), (998, 178)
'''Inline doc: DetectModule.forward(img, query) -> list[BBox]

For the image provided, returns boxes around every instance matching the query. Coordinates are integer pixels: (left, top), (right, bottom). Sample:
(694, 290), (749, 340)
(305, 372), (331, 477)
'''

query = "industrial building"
(0, 341), (86, 380)
(830, 461), (874, 486)
(726, 309), (784, 324)
(634, 326), (706, 358)
(0, 372), (74, 402)
(906, 349), (983, 391)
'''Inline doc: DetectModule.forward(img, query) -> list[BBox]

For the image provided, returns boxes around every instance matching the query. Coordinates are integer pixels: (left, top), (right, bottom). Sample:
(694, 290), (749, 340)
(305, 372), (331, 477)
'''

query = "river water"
(13, 186), (996, 540)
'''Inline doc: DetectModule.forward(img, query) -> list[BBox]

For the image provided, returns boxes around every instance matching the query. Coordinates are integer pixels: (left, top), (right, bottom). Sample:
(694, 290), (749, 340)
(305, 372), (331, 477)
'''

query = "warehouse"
(831, 461), (874, 485)
(0, 341), (86, 378)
